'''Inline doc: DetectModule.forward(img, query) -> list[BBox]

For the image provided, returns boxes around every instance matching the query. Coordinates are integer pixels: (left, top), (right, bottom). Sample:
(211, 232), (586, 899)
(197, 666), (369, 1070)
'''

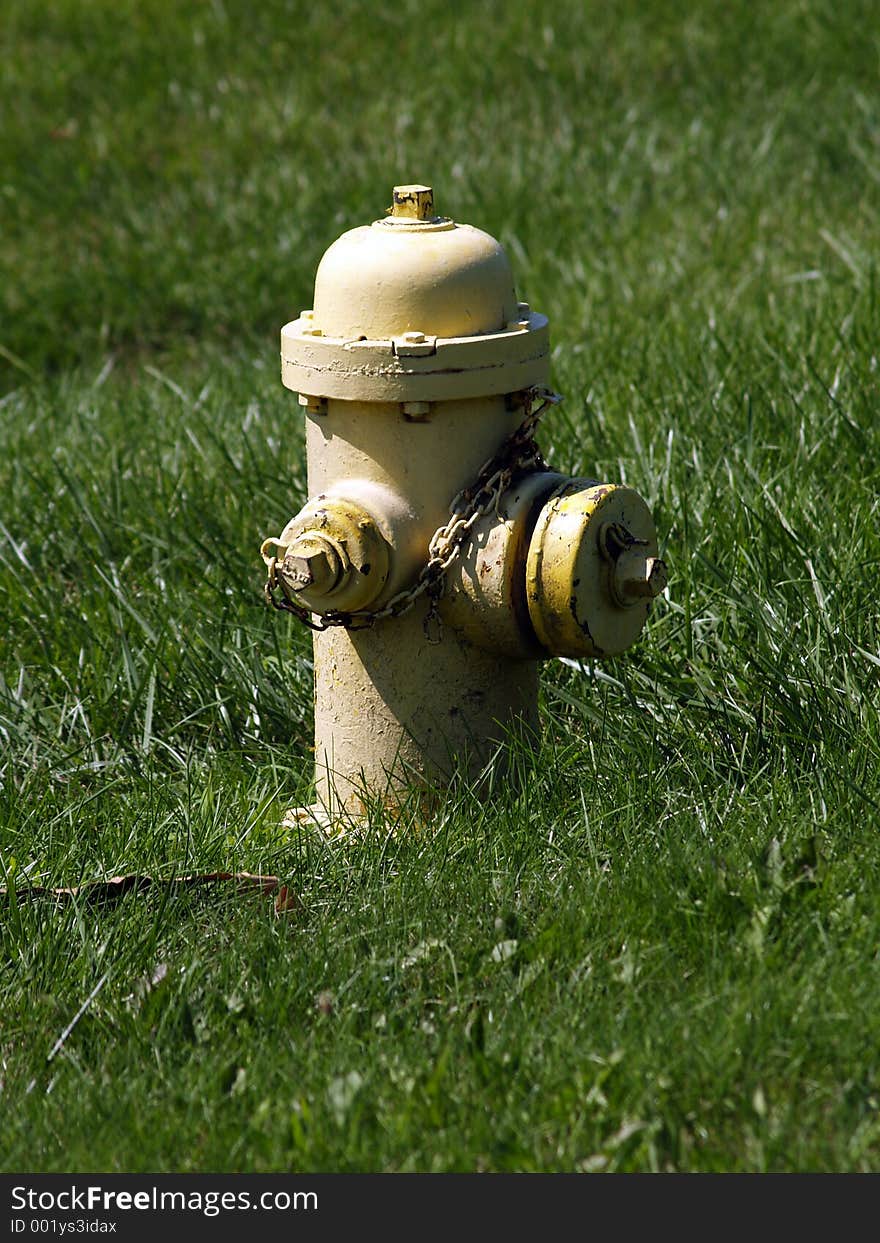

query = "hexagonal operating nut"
(615, 554), (668, 602)
(279, 536), (341, 598)
(599, 521), (667, 608)
(391, 185), (434, 220)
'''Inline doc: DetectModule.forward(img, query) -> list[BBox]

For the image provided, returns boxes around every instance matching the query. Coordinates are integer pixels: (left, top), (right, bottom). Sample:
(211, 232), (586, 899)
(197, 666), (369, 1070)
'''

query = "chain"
(263, 386), (562, 640)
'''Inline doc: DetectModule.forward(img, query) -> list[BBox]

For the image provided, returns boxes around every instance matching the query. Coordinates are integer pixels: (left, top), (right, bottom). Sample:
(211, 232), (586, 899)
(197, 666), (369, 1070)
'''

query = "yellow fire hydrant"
(261, 185), (666, 822)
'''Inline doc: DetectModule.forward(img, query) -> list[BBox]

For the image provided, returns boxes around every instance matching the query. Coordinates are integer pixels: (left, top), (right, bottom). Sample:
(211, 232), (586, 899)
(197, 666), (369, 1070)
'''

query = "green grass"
(2, 0), (880, 1171)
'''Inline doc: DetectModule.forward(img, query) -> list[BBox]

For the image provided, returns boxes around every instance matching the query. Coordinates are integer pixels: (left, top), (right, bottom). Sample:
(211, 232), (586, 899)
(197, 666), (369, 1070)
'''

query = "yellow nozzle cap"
(526, 483), (665, 659)
(276, 497), (391, 616)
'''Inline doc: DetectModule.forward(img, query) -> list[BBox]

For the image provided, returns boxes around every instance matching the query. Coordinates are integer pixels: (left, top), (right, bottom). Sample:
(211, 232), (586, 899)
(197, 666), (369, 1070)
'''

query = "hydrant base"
(313, 607), (540, 816)
(282, 804), (364, 841)
(282, 795), (440, 841)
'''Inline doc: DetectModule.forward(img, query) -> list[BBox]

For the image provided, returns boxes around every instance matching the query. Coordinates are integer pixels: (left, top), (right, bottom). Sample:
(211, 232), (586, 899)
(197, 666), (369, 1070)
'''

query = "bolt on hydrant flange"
(260, 184), (667, 827)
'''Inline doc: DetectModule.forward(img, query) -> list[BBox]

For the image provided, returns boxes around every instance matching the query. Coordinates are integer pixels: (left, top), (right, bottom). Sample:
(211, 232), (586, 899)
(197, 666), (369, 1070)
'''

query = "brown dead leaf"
(1, 871), (297, 914)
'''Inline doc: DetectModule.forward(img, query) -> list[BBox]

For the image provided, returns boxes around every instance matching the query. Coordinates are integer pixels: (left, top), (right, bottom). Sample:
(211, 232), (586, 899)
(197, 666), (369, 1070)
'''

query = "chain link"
(263, 386), (562, 640)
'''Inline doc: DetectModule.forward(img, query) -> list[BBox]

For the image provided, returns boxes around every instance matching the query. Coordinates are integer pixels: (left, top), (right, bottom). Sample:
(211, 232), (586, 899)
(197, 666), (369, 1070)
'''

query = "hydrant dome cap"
(312, 218), (519, 340)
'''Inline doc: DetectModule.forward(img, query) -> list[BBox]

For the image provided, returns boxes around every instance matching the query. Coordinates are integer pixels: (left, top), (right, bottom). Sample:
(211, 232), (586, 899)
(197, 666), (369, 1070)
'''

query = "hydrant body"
(304, 396), (543, 813)
(262, 187), (666, 820)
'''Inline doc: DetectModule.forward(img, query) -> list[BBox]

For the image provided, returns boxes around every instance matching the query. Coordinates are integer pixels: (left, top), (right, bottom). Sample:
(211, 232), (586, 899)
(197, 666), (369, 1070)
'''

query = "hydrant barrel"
(263, 186), (666, 821)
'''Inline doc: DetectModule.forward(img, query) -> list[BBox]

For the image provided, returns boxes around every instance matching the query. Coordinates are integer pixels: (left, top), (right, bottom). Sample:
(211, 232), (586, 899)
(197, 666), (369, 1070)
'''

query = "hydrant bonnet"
(281, 185), (550, 405)
(312, 211), (518, 340)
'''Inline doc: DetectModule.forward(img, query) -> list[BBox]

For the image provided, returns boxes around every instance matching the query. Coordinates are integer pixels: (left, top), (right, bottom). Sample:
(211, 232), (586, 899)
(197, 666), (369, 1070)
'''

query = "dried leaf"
(1, 871), (295, 913)
(273, 884), (299, 914)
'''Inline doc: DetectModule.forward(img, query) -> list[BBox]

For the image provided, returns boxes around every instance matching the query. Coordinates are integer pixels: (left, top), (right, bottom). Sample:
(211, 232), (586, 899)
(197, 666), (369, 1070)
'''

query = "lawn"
(2, 0), (879, 1171)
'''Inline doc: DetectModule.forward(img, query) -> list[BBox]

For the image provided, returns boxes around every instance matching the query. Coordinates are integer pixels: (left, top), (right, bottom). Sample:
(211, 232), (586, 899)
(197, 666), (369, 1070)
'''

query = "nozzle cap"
(526, 482), (664, 660)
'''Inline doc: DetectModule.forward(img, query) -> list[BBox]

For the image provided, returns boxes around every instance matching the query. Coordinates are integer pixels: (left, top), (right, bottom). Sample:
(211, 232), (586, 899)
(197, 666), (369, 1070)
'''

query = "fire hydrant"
(261, 185), (666, 822)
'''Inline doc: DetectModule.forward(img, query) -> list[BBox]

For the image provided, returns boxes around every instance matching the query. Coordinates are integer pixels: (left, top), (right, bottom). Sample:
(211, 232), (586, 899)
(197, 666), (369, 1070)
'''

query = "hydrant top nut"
(390, 184), (436, 222)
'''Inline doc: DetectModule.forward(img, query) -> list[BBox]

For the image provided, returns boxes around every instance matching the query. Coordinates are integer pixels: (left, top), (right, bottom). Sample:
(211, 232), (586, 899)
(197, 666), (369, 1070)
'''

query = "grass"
(2, 0), (880, 1171)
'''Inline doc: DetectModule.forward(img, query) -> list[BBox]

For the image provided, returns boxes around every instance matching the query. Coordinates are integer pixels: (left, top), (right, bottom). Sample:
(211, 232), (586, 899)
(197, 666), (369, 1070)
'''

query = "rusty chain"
(263, 385), (562, 639)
